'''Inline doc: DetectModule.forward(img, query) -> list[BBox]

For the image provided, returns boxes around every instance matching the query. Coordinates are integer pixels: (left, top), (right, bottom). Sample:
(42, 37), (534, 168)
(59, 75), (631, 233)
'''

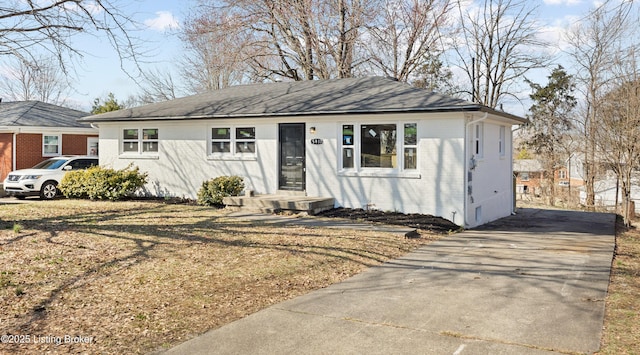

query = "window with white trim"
(342, 125), (354, 169)
(499, 126), (505, 157)
(473, 123), (484, 158)
(340, 122), (417, 171)
(361, 124), (397, 168)
(403, 123), (417, 169)
(235, 127), (256, 153)
(43, 134), (61, 156)
(122, 128), (159, 154)
(210, 127), (256, 156)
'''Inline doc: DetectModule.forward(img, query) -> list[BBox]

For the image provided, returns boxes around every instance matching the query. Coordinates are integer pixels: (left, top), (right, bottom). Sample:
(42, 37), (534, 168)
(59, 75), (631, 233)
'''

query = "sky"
(18, 0), (607, 114)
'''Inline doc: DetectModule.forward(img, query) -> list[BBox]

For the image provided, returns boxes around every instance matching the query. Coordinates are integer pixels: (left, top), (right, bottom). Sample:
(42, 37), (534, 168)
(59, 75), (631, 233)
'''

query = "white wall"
(99, 119), (279, 199)
(464, 116), (514, 228)
(304, 113), (466, 225)
(97, 112), (516, 227)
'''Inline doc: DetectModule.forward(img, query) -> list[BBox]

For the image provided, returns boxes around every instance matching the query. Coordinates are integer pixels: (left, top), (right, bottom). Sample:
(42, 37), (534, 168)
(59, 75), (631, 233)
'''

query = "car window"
(32, 158), (69, 169)
(68, 159), (98, 170)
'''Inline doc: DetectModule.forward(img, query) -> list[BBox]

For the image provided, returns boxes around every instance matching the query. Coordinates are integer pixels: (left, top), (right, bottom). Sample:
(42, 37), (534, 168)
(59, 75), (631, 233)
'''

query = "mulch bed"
(317, 208), (461, 233)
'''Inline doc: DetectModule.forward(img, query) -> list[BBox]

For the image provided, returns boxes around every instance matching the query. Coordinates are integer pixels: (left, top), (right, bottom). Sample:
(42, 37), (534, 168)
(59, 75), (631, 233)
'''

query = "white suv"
(3, 156), (98, 200)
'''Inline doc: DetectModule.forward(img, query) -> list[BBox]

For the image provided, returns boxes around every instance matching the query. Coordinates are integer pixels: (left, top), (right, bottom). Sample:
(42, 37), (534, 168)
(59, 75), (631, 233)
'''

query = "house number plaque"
(311, 138), (323, 145)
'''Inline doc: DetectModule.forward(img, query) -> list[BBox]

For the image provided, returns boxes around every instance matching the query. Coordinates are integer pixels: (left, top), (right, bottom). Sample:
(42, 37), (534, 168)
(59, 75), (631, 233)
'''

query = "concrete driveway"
(164, 208), (616, 355)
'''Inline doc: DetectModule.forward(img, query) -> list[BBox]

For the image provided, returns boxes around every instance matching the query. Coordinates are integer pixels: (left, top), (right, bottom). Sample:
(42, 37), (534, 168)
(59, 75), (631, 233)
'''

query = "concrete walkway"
(164, 208), (616, 355)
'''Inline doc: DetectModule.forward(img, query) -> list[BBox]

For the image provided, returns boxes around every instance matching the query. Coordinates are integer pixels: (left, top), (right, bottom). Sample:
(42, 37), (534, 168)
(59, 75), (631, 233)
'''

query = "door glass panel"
(279, 124), (305, 190)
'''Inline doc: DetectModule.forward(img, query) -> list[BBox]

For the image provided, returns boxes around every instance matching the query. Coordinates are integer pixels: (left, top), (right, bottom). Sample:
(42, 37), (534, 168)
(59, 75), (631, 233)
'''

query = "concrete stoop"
(223, 194), (335, 215)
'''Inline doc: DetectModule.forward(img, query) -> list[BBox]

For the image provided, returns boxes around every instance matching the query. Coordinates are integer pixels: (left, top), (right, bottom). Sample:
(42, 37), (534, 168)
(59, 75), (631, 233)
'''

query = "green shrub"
(197, 176), (244, 206)
(59, 165), (148, 201)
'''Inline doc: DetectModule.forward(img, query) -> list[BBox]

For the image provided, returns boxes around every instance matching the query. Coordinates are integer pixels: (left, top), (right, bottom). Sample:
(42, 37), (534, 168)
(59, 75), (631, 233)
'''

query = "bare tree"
(182, 0), (375, 83)
(454, 0), (548, 108)
(596, 49), (640, 226)
(365, 0), (454, 83)
(0, 0), (141, 75)
(565, 0), (634, 210)
(136, 68), (184, 104)
(180, 7), (252, 92)
(0, 57), (72, 105)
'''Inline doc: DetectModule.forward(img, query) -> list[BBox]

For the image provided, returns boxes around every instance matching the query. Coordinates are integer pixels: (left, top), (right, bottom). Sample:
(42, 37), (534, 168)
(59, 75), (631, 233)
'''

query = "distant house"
(80, 77), (526, 228)
(579, 174), (640, 213)
(513, 159), (544, 196)
(0, 101), (98, 181)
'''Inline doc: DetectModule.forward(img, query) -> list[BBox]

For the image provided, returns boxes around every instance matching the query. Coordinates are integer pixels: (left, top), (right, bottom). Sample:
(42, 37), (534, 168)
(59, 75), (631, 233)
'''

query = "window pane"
(123, 141), (138, 152)
(343, 148), (354, 168)
(212, 128), (230, 140)
(143, 141), (158, 152)
(44, 135), (59, 145)
(123, 129), (138, 140)
(143, 129), (158, 140)
(404, 123), (417, 145)
(343, 125), (354, 146)
(236, 127), (255, 139)
(44, 145), (59, 154)
(236, 141), (256, 153)
(404, 148), (417, 169)
(361, 124), (397, 168)
(212, 142), (231, 153)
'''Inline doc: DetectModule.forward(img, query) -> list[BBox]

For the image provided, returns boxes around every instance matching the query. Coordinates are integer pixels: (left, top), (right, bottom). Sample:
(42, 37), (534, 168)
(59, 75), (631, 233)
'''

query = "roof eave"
(79, 105), (527, 123)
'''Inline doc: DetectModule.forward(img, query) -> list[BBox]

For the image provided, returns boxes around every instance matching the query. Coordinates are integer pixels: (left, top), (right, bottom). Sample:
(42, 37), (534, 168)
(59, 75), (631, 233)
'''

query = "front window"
(340, 122), (417, 172)
(122, 128), (159, 154)
(342, 125), (354, 169)
(361, 124), (397, 168)
(142, 129), (159, 153)
(403, 123), (417, 170)
(235, 127), (256, 153)
(211, 128), (231, 153)
(210, 127), (257, 156)
(43, 135), (61, 156)
(123, 129), (139, 153)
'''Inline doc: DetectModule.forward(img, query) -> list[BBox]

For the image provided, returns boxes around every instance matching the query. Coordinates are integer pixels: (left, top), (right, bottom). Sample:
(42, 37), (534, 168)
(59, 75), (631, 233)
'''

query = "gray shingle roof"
(513, 159), (544, 172)
(80, 77), (527, 123)
(0, 101), (90, 128)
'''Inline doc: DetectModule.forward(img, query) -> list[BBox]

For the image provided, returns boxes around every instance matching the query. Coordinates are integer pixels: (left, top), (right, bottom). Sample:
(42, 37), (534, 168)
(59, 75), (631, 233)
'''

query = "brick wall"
(16, 133), (42, 170)
(62, 134), (96, 155)
(0, 133), (13, 181)
(15, 133), (98, 171)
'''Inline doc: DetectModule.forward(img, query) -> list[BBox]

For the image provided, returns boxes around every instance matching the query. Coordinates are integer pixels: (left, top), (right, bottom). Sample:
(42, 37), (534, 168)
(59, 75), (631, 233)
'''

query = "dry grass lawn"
(0, 200), (439, 354)
(598, 218), (640, 354)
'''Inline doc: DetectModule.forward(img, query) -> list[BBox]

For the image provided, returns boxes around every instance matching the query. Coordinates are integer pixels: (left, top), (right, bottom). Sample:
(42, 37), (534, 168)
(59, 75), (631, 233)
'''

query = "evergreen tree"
(91, 93), (124, 114)
(525, 66), (577, 205)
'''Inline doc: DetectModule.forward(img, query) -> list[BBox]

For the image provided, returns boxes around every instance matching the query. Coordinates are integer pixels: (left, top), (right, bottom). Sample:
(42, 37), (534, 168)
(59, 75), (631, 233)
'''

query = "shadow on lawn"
(1, 202), (414, 332)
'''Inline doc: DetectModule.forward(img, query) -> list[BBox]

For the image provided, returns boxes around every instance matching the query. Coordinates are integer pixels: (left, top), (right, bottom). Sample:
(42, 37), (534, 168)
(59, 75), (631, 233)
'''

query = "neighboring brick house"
(0, 101), (98, 181)
(514, 159), (544, 196)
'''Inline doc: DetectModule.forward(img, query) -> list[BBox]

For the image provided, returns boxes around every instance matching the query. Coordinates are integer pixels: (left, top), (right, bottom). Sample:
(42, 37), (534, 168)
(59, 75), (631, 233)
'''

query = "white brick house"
(80, 77), (526, 228)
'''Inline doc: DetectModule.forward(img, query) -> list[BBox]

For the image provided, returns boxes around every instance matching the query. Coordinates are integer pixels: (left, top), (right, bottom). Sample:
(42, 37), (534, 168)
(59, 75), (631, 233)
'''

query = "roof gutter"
(78, 105), (527, 124)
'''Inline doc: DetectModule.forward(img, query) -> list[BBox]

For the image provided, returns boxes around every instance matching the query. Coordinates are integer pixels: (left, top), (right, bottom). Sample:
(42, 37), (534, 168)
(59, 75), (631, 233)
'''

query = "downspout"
(463, 112), (488, 228)
(510, 125), (526, 214)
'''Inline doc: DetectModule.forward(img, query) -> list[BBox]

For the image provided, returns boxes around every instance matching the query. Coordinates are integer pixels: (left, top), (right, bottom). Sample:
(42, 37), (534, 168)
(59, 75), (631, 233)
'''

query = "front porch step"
(223, 194), (335, 215)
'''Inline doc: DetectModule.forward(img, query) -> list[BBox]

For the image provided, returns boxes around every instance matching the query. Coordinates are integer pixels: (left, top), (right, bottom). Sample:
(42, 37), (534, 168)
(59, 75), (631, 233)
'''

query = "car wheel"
(40, 181), (58, 200)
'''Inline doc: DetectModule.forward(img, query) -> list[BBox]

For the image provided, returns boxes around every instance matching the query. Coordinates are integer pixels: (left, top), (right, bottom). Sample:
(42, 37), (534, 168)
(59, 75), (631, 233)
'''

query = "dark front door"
(279, 123), (306, 191)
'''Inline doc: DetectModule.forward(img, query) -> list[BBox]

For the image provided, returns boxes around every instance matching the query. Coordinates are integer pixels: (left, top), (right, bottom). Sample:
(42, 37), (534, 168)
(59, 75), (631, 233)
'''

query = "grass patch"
(0, 200), (439, 354)
(599, 217), (640, 354)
